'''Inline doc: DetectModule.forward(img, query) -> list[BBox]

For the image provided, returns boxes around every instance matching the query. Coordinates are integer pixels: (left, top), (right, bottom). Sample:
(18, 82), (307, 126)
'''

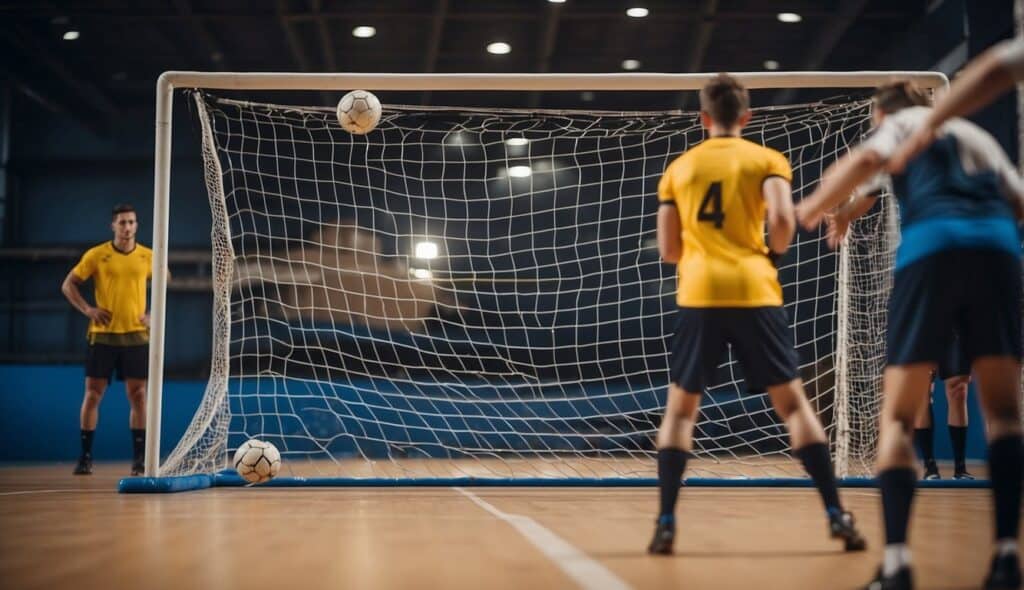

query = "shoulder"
(136, 244), (153, 256)
(83, 242), (111, 258)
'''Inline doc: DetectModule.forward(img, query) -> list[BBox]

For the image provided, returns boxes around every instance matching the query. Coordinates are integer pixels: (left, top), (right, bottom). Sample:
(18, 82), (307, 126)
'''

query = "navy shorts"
(887, 249), (1021, 368)
(937, 333), (971, 380)
(86, 343), (149, 381)
(668, 307), (800, 393)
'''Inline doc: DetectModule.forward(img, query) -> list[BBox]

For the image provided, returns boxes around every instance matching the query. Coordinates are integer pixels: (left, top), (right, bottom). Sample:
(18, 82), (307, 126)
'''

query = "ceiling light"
(352, 26), (376, 38)
(777, 12), (802, 23)
(62, 30), (79, 41)
(415, 241), (439, 259)
(507, 165), (532, 178)
(626, 7), (649, 17)
(548, 0), (566, 3)
(487, 42), (511, 55)
(412, 268), (433, 280)
(763, 60), (780, 70)
(505, 137), (529, 146)
(622, 59), (641, 70)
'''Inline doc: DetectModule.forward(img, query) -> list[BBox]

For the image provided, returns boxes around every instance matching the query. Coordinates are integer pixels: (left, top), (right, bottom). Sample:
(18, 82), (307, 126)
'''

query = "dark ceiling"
(1, 0), (942, 128)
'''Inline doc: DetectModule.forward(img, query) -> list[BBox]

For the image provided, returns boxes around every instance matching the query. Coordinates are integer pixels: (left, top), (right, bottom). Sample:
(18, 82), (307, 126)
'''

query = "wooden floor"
(0, 463), (1003, 590)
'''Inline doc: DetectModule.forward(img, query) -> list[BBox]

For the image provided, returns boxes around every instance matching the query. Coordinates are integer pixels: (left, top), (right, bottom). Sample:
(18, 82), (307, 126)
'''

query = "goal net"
(159, 84), (898, 482)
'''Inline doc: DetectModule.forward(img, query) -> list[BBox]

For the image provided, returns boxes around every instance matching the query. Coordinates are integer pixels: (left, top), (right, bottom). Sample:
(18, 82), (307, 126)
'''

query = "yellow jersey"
(658, 136), (792, 308)
(71, 241), (152, 339)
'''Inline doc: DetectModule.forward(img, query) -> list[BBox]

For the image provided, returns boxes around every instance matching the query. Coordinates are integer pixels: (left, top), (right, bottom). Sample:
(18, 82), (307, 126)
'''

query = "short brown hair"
(699, 73), (750, 128)
(872, 81), (931, 115)
(111, 203), (136, 220)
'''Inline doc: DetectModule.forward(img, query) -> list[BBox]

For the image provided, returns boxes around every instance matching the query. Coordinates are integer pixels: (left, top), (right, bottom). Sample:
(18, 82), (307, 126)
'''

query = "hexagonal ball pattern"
(336, 90), (382, 135)
(232, 439), (282, 484)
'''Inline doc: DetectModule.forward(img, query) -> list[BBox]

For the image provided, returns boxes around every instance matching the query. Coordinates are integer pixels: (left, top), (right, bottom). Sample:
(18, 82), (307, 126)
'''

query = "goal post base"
(117, 472), (989, 493)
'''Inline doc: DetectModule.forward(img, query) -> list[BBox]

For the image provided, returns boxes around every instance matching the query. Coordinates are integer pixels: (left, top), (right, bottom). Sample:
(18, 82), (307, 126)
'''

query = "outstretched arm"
(796, 149), (885, 231)
(657, 204), (682, 264)
(825, 193), (879, 249)
(889, 40), (1021, 173)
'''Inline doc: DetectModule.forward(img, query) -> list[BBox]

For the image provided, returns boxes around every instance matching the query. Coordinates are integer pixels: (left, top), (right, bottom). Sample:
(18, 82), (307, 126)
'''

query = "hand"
(825, 213), (850, 250)
(139, 313), (150, 328)
(887, 126), (937, 174)
(794, 199), (826, 232)
(87, 306), (112, 325)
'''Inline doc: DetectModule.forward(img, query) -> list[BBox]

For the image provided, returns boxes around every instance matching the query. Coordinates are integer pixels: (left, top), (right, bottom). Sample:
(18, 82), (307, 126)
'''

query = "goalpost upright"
(145, 71), (948, 480)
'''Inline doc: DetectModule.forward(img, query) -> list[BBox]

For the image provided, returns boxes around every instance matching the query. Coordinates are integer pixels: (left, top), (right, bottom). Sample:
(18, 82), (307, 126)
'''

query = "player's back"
(659, 137), (790, 308)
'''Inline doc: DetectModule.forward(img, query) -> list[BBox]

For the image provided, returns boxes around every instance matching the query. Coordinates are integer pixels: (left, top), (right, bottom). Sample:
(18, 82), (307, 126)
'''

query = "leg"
(973, 358), (1023, 561)
(650, 383), (701, 555)
(75, 376), (107, 475)
(125, 378), (147, 474)
(913, 381), (939, 479)
(876, 363), (934, 580)
(944, 375), (971, 478)
(767, 378), (866, 551)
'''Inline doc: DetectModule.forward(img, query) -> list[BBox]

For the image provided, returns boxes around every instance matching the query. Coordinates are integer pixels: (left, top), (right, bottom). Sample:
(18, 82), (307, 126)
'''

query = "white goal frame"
(146, 70), (949, 478)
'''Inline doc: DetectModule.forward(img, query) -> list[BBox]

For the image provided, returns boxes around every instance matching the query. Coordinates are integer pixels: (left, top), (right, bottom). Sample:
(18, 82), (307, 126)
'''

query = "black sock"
(657, 448), (689, 522)
(988, 435), (1023, 540)
(949, 425), (968, 471)
(914, 427), (935, 464)
(794, 442), (842, 513)
(878, 467), (917, 545)
(80, 430), (95, 457)
(131, 429), (145, 463)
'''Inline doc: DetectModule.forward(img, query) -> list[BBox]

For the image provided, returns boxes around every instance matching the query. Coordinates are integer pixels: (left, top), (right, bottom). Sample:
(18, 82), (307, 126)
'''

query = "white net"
(160, 91), (894, 480)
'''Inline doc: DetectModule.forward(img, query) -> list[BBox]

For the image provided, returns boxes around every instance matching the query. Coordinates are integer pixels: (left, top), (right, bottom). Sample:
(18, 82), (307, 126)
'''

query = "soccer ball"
(232, 439), (281, 484)
(336, 90), (382, 134)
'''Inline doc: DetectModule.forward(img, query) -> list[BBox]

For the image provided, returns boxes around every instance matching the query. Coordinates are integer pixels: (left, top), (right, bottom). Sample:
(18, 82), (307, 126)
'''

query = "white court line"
(0, 489), (110, 497)
(453, 487), (633, 590)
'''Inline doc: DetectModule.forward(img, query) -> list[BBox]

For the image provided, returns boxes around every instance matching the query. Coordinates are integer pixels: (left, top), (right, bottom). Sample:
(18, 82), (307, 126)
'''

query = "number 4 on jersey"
(697, 181), (725, 228)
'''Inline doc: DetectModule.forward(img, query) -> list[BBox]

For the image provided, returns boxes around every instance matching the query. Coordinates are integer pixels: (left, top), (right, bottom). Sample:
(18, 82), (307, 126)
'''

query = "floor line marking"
(453, 486), (633, 590)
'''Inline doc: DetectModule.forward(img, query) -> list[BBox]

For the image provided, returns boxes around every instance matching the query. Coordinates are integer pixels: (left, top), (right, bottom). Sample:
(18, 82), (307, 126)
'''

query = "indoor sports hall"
(1, 2), (1021, 589)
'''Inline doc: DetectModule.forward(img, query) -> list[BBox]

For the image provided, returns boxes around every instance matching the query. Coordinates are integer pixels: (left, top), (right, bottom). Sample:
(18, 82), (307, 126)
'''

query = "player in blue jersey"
(798, 81), (1024, 590)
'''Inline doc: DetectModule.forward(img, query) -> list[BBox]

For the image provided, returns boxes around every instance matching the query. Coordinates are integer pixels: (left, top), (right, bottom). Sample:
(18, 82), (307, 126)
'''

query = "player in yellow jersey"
(62, 204), (153, 476)
(647, 74), (865, 555)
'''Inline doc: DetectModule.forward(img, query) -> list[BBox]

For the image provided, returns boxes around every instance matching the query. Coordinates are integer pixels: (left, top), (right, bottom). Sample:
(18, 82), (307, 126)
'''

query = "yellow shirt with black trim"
(658, 137), (792, 308)
(71, 241), (152, 345)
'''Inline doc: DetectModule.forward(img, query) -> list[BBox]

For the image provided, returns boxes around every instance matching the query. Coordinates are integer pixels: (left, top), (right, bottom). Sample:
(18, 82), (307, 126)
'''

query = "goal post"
(140, 71), (948, 487)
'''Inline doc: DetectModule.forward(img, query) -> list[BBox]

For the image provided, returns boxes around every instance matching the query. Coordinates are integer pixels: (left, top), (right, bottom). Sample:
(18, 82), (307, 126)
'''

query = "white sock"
(997, 538), (1019, 557)
(883, 544), (911, 576)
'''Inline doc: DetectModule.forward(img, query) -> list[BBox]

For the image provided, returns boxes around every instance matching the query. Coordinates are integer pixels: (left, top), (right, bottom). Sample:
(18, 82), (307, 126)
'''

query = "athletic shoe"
(130, 460), (144, 476)
(647, 520), (674, 555)
(922, 460), (940, 480)
(984, 553), (1022, 590)
(830, 510), (867, 551)
(73, 454), (93, 475)
(952, 469), (975, 481)
(863, 565), (913, 590)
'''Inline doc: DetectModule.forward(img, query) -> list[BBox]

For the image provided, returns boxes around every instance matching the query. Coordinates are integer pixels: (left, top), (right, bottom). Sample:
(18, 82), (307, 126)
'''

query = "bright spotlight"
(415, 241), (439, 259)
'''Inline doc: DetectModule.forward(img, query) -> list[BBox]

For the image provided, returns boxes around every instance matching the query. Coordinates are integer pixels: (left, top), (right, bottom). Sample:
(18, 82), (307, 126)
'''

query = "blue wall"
(0, 364), (987, 463)
(0, 365), (204, 462)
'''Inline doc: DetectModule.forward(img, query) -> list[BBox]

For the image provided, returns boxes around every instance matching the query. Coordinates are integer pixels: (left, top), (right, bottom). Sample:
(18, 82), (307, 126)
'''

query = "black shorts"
(668, 306), (800, 393)
(937, 333), (971, 380)
(887, 249), (1022, 368)
(86, 343), (149, 381)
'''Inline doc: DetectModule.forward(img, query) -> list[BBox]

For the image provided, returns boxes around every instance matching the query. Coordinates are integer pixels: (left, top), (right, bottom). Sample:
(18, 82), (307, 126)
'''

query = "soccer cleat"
(863, 565), (913, 590)
(830, 510), (867, 551)
(647, 520), (675, 555)
(922, 460), (940, 480)
(130, 460), (145, 476)
(73, 454), (93, 475)
(984, 553), (1022, 590)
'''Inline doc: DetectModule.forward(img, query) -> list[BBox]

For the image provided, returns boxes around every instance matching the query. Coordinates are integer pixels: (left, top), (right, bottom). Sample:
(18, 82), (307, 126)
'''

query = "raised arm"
(796, 149), (885, 231)
(889, 39), (1021, 173)
(763, 176), (795, 256)
(826, 193), (879, 249)
(657, 204), (682, 264)
(62, 271), (111, 325)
